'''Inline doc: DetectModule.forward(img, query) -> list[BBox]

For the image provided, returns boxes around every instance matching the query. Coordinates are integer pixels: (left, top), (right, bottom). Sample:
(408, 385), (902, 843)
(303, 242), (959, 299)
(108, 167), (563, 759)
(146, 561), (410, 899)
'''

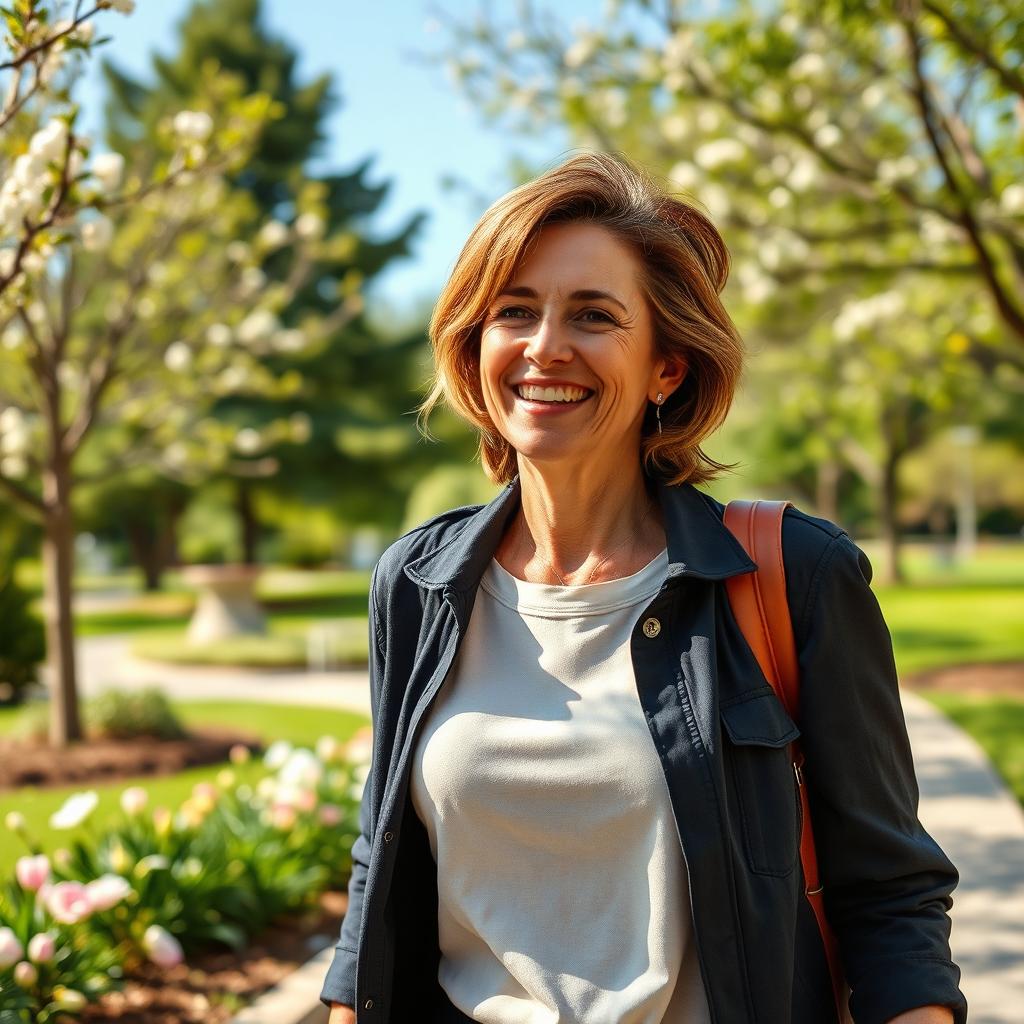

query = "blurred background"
(0, 1), (1021, 1020)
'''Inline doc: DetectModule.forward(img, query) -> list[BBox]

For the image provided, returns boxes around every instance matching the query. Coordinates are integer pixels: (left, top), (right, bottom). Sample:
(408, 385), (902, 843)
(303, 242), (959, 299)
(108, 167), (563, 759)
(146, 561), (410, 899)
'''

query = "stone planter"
(181, 564), (268, 645)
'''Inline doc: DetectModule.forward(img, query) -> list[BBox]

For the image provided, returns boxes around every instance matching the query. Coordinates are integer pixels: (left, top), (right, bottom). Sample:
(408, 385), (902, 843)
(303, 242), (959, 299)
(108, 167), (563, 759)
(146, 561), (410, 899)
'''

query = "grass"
(130, 618), (367, 668)
(0, 700), (370, 877)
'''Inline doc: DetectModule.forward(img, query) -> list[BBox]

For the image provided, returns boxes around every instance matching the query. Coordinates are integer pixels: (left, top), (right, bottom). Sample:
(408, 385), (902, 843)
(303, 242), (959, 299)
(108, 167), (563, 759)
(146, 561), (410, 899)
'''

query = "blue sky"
(76, 1), (607, 322)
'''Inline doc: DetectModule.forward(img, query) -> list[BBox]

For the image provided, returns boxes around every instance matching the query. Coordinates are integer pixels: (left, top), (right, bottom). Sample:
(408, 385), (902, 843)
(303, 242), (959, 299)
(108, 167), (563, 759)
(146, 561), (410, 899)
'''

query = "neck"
(508, 457), (665, 582)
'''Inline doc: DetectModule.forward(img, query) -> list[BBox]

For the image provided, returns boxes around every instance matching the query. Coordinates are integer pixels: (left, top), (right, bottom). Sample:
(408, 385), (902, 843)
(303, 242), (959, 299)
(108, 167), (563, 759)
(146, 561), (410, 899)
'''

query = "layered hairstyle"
(416, 150), (745, 486)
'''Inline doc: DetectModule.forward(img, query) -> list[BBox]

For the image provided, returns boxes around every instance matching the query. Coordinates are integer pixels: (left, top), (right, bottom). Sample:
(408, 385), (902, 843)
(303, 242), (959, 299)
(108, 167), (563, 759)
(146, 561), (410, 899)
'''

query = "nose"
(523, 311), (573, 366)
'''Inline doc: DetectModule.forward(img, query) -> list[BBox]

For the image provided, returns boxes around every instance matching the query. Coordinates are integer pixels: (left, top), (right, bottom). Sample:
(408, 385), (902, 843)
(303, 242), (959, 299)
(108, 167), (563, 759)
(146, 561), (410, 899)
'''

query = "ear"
(654, 356), (688, 400)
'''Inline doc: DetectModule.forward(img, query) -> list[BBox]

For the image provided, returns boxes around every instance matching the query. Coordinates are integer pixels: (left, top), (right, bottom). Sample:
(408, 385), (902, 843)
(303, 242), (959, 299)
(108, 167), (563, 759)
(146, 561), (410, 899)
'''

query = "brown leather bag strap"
(723, 498), (853, 1024)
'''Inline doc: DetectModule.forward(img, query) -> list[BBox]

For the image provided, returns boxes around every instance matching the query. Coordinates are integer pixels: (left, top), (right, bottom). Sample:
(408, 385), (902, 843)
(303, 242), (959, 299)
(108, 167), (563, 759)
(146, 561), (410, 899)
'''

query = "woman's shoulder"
(371, 500), (490, 591)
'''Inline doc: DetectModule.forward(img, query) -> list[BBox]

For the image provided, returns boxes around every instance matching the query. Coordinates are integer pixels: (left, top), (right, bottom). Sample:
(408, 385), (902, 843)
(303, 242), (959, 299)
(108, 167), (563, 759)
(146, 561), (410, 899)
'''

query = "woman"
(323, 151), (967, 1023)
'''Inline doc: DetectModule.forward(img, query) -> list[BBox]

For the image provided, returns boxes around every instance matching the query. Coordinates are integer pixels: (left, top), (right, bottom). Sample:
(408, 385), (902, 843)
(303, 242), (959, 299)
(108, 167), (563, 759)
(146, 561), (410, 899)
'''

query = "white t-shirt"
(410, 545), (712, 1024)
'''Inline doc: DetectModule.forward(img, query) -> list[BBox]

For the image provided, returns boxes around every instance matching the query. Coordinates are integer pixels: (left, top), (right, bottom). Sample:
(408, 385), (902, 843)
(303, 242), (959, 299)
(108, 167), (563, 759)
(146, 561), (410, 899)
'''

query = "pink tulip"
(86, 873), (133, 912)
(143, 924), (184, 968)
(15, 854), (50, 892)
(27, 931), (56, 963)
(45, 880), (93, 924)
(13, 960), (37, 987)
(0, 926), (23, 968)
(318, 803), (343, 827)
(120, 786), (148, 816)
(269, 803), (297, 830)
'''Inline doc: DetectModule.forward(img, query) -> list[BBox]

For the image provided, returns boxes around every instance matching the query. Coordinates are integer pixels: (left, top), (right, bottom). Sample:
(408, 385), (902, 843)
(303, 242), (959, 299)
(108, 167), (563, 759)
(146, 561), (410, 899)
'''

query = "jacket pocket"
(720, 688), (802, 877)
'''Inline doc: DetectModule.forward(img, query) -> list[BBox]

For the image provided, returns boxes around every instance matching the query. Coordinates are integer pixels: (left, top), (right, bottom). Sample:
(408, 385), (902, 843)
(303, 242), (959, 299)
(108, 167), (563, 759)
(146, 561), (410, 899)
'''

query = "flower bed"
(0, 731), (369, 1021)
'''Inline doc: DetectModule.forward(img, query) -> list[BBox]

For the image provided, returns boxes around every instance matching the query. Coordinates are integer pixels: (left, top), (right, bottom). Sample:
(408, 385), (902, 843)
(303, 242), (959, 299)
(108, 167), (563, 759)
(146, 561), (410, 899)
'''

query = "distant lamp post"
(949, 425), (979, 564)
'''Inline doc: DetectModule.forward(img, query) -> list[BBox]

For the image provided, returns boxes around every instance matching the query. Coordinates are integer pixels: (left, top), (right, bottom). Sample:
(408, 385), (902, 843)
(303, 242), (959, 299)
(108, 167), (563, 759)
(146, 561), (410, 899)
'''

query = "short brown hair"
(416, 150), (744, 486)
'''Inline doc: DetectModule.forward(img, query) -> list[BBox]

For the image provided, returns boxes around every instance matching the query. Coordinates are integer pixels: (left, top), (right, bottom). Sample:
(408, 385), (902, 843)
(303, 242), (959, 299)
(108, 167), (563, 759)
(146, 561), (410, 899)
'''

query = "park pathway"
(63, 635), (1024, 1021)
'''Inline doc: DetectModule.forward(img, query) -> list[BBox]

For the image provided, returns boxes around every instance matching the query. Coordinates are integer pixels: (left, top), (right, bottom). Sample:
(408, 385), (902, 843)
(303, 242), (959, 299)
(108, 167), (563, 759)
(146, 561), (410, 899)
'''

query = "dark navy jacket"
(320, 472), (968, 1024)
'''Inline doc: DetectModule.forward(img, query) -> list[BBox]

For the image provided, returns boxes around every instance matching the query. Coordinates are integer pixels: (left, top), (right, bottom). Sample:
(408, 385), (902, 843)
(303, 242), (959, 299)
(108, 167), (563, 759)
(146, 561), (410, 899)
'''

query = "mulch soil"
(79, 889), (348, 1023)
(0, 727), (262, 792)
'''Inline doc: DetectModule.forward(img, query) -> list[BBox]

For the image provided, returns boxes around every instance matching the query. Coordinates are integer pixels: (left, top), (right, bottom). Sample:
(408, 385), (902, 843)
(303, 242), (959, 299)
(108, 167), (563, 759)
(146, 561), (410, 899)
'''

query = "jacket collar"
(404, 471), (757, 594)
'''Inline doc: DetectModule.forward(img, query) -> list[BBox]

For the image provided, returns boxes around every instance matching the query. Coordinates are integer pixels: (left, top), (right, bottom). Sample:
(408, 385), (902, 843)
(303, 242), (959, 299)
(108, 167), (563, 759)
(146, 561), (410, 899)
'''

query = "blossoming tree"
(0, 2), (362, 744)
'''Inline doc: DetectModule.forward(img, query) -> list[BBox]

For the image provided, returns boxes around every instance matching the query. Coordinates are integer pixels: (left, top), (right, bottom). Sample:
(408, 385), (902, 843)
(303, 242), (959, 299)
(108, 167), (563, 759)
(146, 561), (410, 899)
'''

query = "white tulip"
(49, 790), (99, 830)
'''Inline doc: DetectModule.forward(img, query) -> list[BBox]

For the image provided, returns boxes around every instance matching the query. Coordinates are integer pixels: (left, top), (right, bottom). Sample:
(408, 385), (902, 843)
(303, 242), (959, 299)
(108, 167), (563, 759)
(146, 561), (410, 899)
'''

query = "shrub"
(84, 687), (187, 741)
(0, 569), (46, 707)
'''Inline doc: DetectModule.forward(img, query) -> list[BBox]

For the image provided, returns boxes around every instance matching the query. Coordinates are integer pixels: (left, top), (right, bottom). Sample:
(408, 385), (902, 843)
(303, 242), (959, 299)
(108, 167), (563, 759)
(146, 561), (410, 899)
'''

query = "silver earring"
(656, 392), (663, 435)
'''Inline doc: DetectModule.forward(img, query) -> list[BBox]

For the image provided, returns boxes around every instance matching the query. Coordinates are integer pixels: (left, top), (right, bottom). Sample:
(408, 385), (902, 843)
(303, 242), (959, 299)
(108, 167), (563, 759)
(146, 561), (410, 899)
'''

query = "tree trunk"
(237, 479), (259, 566)
(41, 461), (82, 746)
(815, 459), (840, 523)
(878, 447), (906, 585)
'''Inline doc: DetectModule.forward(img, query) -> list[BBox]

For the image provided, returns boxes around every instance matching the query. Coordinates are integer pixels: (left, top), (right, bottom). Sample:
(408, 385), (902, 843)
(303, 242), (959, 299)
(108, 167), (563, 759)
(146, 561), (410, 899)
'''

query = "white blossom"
(272, 328), (307, 353)
(163, 341), (192, 372)
(668, 161), (701, 190)
(239, 266), (267, 295)
(257, 219), (289, 249)
(206, 323), (232, 347)
(789, 52), (826, 80)
(812, 124), (841, 149)
(699, 182), (731, 220)
(234, 428), (263, 454)
(294, 212), (325, 240)
(100, 0), (137, 12)
(833, 290), (906, 341)
(861, 83), (886, 109)
(172, 110), (213, 142)
(236, 309), (279, 345)
(694, 138), (746, 170)
(563, 33), (599, 69)
(787, 154), (819, 192)
(768, 186), (791, 208)
(659, 114), (690, 142)
(81, 216), (113, 252)
(998, 183), (1024, 214)
(91, 152), (124, 192)
(29, 119), (69, 163)
(696, 107), (720, 132)
(877, 155), (918, 184)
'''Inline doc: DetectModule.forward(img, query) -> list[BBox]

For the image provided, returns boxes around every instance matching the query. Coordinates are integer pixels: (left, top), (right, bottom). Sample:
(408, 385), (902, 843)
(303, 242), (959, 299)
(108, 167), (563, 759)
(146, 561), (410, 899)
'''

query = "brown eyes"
(492, 306), (615, 324)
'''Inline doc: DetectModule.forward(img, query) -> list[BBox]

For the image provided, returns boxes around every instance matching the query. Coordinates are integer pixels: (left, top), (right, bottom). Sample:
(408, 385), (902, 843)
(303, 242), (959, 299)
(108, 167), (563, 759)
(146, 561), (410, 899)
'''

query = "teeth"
(516, 383), (590, 403)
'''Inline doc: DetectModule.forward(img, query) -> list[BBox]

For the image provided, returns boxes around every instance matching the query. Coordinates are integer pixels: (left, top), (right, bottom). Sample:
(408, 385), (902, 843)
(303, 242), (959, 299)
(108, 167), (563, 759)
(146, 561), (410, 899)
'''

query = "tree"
(101, 0), (431, 567)
(422, 0), (1023, 572)
(0, 2), (354, 744)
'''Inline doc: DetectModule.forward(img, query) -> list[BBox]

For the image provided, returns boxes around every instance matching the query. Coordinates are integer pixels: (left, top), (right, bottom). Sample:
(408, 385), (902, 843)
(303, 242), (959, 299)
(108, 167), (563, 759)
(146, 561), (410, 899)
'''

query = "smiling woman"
(321, 152), (967, 1024)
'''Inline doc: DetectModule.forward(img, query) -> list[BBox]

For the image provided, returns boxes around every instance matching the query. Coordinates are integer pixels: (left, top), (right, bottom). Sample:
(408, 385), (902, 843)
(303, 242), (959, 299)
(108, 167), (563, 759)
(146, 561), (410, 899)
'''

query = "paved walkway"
(53, 636), (1024, 1021)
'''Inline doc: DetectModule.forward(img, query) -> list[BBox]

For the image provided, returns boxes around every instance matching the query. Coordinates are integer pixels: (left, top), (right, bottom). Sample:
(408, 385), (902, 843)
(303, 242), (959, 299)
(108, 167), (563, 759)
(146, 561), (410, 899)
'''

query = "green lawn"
(0, 700), (369, 877)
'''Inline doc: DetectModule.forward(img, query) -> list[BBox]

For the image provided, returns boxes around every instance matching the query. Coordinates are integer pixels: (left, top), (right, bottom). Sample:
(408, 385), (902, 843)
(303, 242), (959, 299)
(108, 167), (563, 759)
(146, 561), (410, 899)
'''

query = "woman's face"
(479, 220), (684, 473)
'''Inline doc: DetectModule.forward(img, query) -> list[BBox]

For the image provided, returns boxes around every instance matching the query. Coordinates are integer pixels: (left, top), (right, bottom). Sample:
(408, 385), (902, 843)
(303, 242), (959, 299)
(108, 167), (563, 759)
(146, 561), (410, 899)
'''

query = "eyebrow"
(494, 285), (628, 314)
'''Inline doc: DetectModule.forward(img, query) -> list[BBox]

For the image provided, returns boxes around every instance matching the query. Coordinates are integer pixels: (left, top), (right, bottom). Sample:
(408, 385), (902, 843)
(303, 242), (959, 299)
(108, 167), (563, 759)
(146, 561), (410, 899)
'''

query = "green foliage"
(401, 464), (502, 533)
(1, 725), (368, 1014)
(84, 687), (187, 741)
(0, 568), (44, 706)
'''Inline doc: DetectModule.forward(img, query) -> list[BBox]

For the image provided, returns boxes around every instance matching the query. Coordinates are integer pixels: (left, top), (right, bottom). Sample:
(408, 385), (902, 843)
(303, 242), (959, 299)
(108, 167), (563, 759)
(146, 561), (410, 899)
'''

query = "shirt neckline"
(481, 546), (670, 617)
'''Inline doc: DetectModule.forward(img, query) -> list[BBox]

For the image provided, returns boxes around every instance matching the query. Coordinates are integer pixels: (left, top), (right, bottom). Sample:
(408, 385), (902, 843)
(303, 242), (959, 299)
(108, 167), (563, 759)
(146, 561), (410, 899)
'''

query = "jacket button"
(383, 830), (394, 842)
(364, 997), (374, 1009)
(642, 617), (661, 638)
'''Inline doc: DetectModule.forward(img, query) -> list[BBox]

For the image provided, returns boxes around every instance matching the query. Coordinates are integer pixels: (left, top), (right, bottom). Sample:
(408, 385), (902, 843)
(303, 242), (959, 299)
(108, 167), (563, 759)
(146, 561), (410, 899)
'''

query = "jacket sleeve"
(793, 531), (968, 1024)
(319, 560), (384, 1009)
